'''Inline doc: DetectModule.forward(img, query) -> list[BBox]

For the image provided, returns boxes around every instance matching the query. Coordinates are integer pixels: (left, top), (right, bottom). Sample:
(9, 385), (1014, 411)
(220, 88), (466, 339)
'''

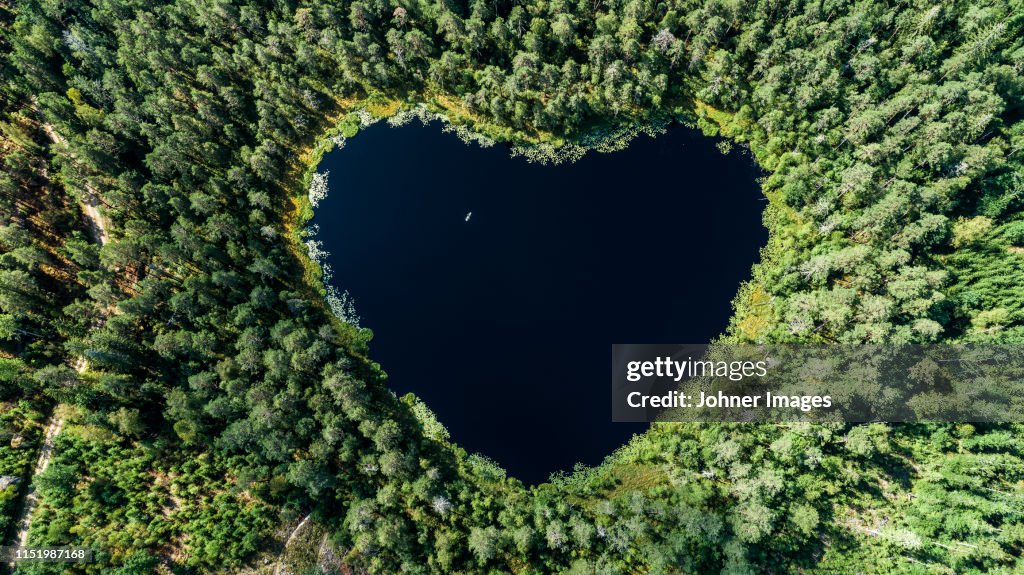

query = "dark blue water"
(315, 122), (765, 484)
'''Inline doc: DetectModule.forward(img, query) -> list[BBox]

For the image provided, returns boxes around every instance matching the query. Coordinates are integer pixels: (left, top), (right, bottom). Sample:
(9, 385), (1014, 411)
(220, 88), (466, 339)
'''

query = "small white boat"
(465, 211), (472, 222)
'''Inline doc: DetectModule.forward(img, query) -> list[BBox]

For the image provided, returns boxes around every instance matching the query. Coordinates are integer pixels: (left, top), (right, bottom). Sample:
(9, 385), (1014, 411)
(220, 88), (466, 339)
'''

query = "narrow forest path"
(80, 201), (108, 245)
(11, 416), (64, 548)
(5, 119), (109, 569)
(40, 121), (109, 245)
(38, 120), (109, 244)
(273, 513), (312, 575)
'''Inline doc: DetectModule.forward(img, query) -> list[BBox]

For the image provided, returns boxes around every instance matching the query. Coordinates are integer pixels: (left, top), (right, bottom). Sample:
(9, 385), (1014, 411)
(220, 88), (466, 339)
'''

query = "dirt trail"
(6, 120), (108, 567)
(39, 120), (109, 244)
(79, 201), (108, 245)
(11, 416), (64, 548)
(274, 514), (312, 575)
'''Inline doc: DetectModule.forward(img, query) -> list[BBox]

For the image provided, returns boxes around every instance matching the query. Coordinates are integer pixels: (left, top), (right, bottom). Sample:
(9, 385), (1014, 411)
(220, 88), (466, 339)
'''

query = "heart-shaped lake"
(313, 121), (766, 484)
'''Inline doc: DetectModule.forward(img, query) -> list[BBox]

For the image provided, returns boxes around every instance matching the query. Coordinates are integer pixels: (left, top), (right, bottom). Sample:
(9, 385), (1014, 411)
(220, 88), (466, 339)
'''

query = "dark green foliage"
(17, 426), (276, 573)
(0, 23), (92, 540)
(1, 0), (1022, 572)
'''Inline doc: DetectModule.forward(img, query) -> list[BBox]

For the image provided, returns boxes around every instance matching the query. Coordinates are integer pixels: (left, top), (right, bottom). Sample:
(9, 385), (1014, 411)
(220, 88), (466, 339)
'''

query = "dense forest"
(1, 0), (1023, 573)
